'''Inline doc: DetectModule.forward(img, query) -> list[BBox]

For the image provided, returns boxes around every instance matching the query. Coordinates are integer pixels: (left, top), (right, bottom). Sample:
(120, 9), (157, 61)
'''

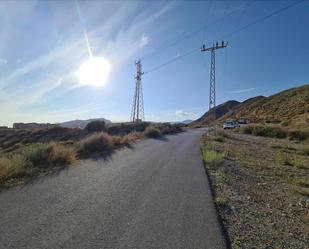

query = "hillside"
(193, 100), (240, 125)
(60, 118), (111, 129)
(195, 84), (309, 130)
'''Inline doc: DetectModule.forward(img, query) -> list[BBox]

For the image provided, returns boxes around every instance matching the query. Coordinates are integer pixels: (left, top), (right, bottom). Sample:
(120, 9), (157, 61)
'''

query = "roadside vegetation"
(200, 129), (308, 249)
(0, 122), (183, 188)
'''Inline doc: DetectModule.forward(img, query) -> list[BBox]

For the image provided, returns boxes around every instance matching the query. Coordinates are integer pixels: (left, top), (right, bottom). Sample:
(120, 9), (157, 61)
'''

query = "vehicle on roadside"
(223, 120), (238, 129)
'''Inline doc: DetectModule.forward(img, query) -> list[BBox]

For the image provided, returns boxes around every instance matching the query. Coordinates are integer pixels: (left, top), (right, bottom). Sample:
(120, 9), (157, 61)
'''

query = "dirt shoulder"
(201, 131), (309, 249)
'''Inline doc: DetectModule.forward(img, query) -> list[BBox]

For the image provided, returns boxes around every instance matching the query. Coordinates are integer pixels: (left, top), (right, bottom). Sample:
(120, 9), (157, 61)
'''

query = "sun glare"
(76, 57), (111, 86)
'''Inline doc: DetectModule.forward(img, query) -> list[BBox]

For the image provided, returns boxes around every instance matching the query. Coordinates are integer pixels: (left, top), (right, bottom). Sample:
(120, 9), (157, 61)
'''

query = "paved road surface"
(0, 129), (226, 249)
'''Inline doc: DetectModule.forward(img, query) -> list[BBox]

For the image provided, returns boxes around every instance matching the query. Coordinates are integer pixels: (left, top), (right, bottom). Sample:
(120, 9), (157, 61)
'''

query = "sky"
(0, 0), (308, 126)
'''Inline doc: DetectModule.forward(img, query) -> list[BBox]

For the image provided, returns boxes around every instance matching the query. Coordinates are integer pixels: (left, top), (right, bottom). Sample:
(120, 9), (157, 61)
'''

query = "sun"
(76, 57), (111, 86)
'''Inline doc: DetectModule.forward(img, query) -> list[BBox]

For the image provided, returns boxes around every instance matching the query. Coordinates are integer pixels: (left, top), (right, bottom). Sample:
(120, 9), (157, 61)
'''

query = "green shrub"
(202, 149), (224, 168)
(253, 126), (287, 138)
(218, 168), (231, 184)
(144, 126), (162, 138)
(293, 159), (305, 169)
(214, 135), (225, 142)
(276, 152), (292, 166)
(289, 178), (309, 188)
(79, 132), (113, 155)
(217, 131), (229, 138)
(85, 120), (106, 133)
(241, 126), (253, 134)
(281, 120), (291, 127)
(241, 125), (287, 139)
(299, 146), (309, 156)
(288, 130), (309, 141)
(215, 196), (226, 208)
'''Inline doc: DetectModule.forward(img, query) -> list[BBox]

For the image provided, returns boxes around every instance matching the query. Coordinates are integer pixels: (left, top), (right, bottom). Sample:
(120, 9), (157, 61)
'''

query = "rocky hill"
(193, 100), (240, 125)
(195, 84), (309, 130)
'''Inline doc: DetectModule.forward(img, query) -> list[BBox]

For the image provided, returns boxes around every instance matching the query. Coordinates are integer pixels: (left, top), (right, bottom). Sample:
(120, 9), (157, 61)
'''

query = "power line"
(144, 47), (199, 75)
(141, 8), (237, 62)
(224, 0), (304, 38)
(143, 0), (304, 75)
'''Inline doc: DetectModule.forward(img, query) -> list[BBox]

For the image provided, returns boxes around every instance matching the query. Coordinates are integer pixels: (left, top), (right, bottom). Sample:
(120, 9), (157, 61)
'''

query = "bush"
(276, 152), (292, 166)
(241, 126), (254, 134)
(121, 132), (143, 145)
(293, 159), (305, 169)
(156, 123), (183, 134)
(214, 135), (225, 142)
(79, 132), (113, 155)
(217, 131), (229, 138)
(281, 120), (291, 127)
(144, 126), (162, 138)
(299, 146), (309, 156)
(289, 178), (309, 188)
(24, 143), (76, 168)
(241, 125), (287, 139)
(218, 168), (231, 184)
(0, 154), (29, 182)
(288, 130), (309, 141)
(85, 120), (106, 133)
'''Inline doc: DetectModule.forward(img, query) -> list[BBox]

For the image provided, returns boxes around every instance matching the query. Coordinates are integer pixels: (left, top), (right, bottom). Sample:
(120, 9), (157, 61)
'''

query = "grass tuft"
(276, 152), (293, 166)
(215, 196), (227, 208)
(218, 168), (231, 184)
(202, 149), (224, 168)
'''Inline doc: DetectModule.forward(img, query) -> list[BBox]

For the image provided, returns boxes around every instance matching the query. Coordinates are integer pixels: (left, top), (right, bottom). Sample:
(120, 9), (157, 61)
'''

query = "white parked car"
(223, 120), (238, 129)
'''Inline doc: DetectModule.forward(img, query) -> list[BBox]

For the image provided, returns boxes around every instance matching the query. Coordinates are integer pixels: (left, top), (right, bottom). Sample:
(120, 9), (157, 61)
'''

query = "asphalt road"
(0, 129), (226, 249)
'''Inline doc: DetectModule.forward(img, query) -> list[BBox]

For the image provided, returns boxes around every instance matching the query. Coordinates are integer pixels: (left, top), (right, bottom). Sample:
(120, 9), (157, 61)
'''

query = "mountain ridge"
(194, 84), (309, 130)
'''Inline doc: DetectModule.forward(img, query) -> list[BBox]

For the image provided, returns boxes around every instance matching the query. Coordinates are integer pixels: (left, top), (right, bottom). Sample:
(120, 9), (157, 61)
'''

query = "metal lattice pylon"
(201, 41), (228, 132)
(131, 60), (145, 123)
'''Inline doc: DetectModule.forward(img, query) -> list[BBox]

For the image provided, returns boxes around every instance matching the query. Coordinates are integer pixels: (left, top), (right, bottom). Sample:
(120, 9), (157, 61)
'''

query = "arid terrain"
(201, 129), (309, 248)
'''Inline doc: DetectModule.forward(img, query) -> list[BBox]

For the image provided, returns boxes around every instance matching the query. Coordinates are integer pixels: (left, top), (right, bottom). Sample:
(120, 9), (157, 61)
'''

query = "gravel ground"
(201, 131), (309, 249)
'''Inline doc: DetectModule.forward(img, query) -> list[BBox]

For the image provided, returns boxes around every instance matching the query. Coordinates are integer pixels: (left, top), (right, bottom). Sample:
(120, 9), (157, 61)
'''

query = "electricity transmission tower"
(131, 59), (145, 123)
(201, 41), (227, 131)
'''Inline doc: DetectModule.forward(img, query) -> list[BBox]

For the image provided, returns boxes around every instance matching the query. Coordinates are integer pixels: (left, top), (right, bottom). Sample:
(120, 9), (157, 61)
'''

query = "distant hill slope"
(195, 84), (309, 130)
(60, 118), (112, 129)
(193, 100), (241, 125)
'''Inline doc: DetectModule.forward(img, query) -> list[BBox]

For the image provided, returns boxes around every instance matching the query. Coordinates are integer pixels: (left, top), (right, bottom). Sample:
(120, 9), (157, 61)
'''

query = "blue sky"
(0, 0), (308, 126)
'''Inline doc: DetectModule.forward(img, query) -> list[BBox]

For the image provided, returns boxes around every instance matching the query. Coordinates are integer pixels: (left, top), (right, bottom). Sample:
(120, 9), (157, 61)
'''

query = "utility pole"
(131, 59), (145, 123)
(201, 41), (227, 132)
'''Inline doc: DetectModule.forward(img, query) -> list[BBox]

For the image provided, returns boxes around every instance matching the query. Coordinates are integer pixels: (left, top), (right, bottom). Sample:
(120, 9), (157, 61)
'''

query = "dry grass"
(143, 126), (162, 138)
(0, 123), (182, 187)
(78, 132), (114, 155)
(0, 142), (76, 187)
(24, 143), (76, 168)
(0, 155), (29, 183)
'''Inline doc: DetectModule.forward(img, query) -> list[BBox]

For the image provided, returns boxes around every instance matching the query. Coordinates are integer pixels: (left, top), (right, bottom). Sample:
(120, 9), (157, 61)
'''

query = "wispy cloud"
(0, 58), (7, 67)
(0, 1), (177, 125)
(175, 110), (195, 117)
(230, 88), (256, 94)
